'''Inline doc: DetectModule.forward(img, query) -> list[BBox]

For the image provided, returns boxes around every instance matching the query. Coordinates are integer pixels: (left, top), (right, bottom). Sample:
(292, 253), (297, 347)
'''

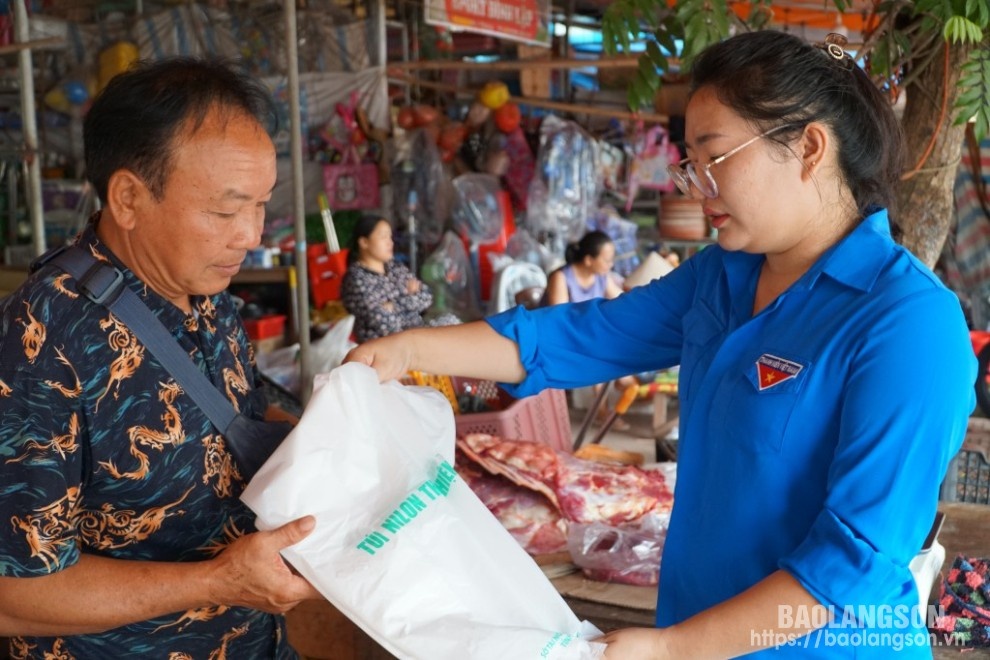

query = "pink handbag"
(625, 125), (681, 211)
(322, 147), (380, 211)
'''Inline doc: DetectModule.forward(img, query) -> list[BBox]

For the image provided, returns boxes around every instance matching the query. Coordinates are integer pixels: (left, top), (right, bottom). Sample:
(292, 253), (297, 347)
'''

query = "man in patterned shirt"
(0, 58), (321, 658)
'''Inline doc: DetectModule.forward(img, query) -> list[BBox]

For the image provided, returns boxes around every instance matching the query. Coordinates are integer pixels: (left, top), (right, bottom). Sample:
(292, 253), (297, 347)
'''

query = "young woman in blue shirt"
(346, 30), (975, 658)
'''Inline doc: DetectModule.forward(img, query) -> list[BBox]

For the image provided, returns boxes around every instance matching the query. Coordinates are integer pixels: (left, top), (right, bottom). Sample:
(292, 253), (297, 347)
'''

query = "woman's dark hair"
(347, 214), (389, 264)
(84, 57), (277, 205)
(565, 230), (613, 265)
(688, 30), (904, 217)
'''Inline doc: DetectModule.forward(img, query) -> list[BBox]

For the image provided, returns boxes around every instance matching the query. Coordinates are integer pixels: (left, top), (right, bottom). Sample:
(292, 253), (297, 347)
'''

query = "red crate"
(243, 314), (286, 340)
(307, 245), (349, 308)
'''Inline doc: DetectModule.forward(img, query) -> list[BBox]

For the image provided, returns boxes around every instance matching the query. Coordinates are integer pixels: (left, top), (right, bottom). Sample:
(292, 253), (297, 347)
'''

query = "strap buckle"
(78, 260), (125, 305)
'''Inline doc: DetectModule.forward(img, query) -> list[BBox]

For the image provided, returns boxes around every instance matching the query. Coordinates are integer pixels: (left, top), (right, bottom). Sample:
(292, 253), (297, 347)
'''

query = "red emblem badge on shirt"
(756, 354), (803, 391)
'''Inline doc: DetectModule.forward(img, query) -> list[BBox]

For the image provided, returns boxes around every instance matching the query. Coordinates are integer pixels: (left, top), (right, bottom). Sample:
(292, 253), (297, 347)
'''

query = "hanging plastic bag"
(451, 173), (505, 244)
(392, 128), (454, 248)
(525, 116), (602, 243)
(241, 364), (605, 660)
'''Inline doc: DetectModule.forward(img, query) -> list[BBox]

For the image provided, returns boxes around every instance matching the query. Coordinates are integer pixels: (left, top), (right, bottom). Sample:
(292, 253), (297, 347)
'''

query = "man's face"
(131, 107), (277, 304)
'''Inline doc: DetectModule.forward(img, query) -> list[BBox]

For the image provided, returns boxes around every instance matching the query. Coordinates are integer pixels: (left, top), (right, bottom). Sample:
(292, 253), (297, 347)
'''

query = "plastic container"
(243, 314), (287, 341)
(454, 385), (572, 453)
(307, 245), (349, 308)
(940, 448), (990, 504)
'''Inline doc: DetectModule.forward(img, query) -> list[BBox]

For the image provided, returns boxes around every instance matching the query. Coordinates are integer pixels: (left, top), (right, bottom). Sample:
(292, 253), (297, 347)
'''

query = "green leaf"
(956, 86), (983, 106)
(712, 6), (730, 34)
(975, 110), (989, 142)
(944, 16), (985, 42)
(638, 56), (660, 89)
(646, 40), (666, 67)
(656, 28), (678, 55)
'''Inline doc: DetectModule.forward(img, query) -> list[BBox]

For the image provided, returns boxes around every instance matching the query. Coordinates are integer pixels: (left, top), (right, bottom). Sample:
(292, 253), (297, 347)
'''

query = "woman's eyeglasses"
(667, 124), (794, 199)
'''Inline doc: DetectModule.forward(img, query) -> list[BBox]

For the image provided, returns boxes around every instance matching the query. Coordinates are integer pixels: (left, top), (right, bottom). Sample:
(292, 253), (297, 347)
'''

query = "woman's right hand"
(344, 333), (415, 382)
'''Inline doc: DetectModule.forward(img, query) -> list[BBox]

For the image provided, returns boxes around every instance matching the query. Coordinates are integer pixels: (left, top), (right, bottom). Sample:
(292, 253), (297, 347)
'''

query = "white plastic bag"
(241, 363), (605, 660)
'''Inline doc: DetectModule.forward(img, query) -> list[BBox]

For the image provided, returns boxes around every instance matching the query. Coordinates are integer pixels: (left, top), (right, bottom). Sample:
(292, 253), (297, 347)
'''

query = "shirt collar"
(723, 207), (893, 295)
(803, 207), (892, 293)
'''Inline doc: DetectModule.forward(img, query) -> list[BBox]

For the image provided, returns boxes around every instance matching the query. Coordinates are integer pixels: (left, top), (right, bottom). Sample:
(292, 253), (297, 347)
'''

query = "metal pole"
(284, 0), (313, 405)
(13, 0), (45, 257)
(375, 0), (386, 69)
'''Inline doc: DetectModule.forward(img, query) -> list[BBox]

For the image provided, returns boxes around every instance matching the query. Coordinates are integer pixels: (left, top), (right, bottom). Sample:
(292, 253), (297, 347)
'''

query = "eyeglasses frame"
(668, 124), (797, 199)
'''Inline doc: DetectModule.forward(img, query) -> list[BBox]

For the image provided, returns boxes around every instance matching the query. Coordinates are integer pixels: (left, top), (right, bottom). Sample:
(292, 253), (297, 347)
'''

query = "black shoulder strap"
(43, 245), (237, 435)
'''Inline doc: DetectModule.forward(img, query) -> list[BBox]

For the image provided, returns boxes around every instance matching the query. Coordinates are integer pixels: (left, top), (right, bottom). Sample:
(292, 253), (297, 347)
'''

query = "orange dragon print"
(8, 635), (37, 659)
(9, 487), (81, 572)
(30, 638), (74, 660)
(19, 300), (46, 364)
(0, 378), (11, 397)
(75, 486), (193, 551)
(200, 518), (246, 558)
(208, 622), (250, 660)
(99, 380), (185, 480)
(51, 273), (78, 300)
(94, 312), (144, 411)
(221, 335), (249, 409)
(201, 434), (243, 498)
(192, 296), (218, 334)
(44, 346), (83, 398)
(5, 413), (80, 464)
(153, 605), (231, 633)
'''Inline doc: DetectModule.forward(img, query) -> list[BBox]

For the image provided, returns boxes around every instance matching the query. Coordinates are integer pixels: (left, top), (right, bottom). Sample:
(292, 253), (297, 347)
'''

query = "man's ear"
(105, 170), (148, 230)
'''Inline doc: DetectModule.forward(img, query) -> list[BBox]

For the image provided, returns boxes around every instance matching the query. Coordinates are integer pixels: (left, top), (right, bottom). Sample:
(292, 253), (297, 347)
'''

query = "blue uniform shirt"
(488, 209), (975, 657)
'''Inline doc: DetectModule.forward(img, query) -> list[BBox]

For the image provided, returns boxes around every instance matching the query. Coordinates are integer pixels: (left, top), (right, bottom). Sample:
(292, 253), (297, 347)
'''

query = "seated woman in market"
(544, 230), (624, 305)
(342, 214), (430, 343)
(341, 214), (448, 343)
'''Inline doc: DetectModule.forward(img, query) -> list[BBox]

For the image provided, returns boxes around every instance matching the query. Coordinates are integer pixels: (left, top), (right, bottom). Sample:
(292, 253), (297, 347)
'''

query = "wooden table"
(554, 501), (990, 657)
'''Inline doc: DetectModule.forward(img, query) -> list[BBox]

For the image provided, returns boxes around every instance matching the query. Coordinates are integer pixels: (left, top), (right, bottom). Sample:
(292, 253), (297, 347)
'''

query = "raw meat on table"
(455, 454), (569, 555)
(457, 433), (673, 525)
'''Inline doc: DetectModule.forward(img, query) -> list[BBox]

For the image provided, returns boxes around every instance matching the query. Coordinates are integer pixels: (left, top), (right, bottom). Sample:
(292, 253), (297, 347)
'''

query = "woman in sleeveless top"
(545, 230), (623, 305)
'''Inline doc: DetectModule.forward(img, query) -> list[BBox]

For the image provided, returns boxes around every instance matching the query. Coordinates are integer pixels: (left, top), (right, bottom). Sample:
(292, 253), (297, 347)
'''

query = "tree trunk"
(894, 41), (972, 268)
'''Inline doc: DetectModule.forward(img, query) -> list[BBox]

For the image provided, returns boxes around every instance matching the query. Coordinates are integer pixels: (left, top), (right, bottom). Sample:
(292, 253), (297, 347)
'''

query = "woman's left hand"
(406, 278), (421, 294)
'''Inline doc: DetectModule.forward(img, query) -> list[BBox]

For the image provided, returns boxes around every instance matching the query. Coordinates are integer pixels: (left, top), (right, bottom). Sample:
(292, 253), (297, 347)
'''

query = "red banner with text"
(426, 0), (551, 47)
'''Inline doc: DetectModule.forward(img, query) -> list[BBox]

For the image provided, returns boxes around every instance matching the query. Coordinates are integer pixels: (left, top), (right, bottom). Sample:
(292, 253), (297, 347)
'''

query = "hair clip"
(818, 32), (852, 68)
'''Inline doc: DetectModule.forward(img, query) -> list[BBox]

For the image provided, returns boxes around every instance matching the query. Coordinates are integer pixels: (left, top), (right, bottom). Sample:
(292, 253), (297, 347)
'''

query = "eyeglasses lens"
(667, 162), (717, 198)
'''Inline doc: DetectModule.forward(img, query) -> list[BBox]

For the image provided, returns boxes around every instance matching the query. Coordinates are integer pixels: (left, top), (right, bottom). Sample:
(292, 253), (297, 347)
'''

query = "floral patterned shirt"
(0, 224), (297, 659)
(341, 260), (433, 343)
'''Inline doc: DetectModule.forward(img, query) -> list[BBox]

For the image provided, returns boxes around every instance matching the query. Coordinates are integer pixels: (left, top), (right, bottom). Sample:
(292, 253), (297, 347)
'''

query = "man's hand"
(208, 516), (321, 613)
